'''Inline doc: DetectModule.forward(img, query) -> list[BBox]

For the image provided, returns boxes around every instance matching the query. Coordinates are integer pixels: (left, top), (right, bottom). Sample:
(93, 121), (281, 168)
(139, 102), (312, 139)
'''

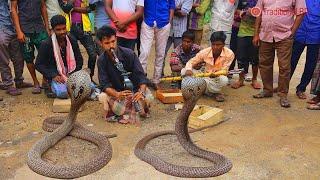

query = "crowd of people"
(0, 0), (320, 124)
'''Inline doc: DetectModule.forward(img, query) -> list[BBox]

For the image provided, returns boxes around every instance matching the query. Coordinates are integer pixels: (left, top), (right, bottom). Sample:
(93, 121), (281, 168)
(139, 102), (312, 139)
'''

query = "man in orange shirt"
(184, 31), (234, 102)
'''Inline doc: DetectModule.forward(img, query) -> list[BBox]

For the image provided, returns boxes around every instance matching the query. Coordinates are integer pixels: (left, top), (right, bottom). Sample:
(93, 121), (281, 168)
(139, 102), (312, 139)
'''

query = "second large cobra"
(135, 77), (232, 177)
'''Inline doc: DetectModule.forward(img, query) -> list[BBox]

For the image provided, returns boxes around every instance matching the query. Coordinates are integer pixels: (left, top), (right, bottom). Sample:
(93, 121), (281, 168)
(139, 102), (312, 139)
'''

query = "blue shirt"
(295, 0), (320, 44)
(0, 1), (14, 31)
(144, 0), (175, 28)
(90, 0), (110, 28)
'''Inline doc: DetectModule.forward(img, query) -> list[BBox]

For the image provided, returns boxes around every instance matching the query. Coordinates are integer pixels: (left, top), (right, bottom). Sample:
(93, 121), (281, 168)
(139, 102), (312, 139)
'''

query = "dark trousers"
(117, 37), (136, 50)
(259, 37), (293, 97)
(229, 27), (239, 71)
(70, 24), (97, 77)
(290, 40), (320, 92)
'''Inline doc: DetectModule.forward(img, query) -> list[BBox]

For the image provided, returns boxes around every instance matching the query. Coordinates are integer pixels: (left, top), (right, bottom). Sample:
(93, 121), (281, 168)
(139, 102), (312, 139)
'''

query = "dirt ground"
(0, 40), (319, 180)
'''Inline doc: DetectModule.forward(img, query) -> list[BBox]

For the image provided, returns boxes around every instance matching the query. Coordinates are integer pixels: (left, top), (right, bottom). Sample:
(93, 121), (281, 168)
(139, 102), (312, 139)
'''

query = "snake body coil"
(27, 70), (113, 179)
(135, 77), (232, 178)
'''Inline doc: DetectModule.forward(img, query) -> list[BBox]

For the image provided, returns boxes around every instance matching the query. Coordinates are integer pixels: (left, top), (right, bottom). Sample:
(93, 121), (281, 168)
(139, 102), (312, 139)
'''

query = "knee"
(218, 75), (229, 87)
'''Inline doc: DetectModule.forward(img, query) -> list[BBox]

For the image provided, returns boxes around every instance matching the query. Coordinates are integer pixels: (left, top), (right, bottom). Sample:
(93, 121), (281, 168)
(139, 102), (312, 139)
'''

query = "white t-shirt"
(46, 0), (64, 28)
(111, 0), (144, 39)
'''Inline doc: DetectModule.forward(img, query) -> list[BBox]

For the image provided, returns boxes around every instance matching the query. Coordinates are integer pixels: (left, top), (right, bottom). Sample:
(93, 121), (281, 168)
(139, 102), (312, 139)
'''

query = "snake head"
(181, 76), (206, 100)
(67, 70), (92, 104)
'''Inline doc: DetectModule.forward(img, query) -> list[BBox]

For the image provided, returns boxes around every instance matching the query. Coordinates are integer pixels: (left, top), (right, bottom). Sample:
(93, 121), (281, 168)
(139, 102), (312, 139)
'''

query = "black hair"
(50, 15), (66, 29)
(96, 25), (116, 41)
(182, 31), (195, 41)
(210, 31), (227, 44)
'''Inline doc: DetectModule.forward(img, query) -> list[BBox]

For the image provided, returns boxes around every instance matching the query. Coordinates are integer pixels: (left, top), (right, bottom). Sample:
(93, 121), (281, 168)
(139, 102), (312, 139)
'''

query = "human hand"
(132, 91), (145, 102)
(185, 70), (193, 76)
(53, 75), (65, 84)
(115, 21), (128, 32)
(17, 31), (26, 43)
(252, 34), (260, 47)
(116, 90), (132, 99)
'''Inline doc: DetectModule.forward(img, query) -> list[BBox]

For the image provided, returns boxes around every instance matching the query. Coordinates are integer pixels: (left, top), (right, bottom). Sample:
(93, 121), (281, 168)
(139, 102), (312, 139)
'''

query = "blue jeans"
(51, 81), (68, 99)
(51, 81), (96, 99)
(291, 41), (320, 92)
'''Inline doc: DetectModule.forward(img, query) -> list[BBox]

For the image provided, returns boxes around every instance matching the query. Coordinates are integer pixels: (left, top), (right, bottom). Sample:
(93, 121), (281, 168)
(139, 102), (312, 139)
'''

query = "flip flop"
(307, 97), (320, 104)
(307, 103), (320, 110)
(251, 81), (262, 89)
(231, 81), (244, 89)
(253, 92), (273, 98)
(118, 118), (130, 124)
(214, 93), (225, 102)
(32, 86), (42, 94)
(6, 87), (22, 96)
(296, 91), (307, 99)
(280, 97), (291, 108)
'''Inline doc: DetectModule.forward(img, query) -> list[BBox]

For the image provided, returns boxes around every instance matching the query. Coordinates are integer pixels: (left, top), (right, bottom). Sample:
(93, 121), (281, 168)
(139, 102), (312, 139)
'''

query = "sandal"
(307, 96), (320, 104)
(6, 87), (22, 96)
(251, 81), (262, 89)
(296, 91), (307, 99)
(214, 93), (225, 102)
(307, 103), (320, 110)
(253, 92), (273, 98)
(231, 81), (244, 89)
(118, 118), (130, 124)
(280, 97), (291, 108)
(32, 86), (42, 94)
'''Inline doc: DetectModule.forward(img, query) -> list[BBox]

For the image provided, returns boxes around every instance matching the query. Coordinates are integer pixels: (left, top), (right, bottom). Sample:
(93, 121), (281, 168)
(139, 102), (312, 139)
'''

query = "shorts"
(21, 31), (48, 63)
(237, 36), (259, 69)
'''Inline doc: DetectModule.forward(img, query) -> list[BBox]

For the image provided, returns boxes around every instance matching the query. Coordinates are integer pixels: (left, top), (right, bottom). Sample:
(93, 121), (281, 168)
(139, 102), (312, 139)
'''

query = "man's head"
(96, 25), (117, 53)
(51, 15), (67, 40)
(181, 31), (195, 53)
(210, 31), (226, 57)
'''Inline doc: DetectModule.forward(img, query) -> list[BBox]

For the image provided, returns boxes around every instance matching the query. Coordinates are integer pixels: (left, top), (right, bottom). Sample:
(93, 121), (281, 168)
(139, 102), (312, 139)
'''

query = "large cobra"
(135, 76), (232, 177)
(27, 69), (114, 179)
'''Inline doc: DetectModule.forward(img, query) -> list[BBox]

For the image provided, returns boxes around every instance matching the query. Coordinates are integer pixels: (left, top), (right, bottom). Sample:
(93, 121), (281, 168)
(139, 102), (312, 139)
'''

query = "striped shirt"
(170, 0), (193, 37)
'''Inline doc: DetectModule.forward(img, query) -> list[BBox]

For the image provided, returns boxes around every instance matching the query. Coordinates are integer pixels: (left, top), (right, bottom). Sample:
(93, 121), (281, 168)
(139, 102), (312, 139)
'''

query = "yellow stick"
(160, 70), (228, 82)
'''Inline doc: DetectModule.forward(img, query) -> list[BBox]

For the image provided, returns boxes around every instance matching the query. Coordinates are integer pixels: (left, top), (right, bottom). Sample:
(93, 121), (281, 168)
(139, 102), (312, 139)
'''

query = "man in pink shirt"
(252, 0), (307, 108)
(105, 0), (144, 50)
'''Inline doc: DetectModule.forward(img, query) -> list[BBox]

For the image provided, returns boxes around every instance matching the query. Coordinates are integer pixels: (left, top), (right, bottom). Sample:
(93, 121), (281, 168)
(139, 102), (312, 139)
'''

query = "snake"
(27, 69), (114, 179)
(135, 76), (232, 178)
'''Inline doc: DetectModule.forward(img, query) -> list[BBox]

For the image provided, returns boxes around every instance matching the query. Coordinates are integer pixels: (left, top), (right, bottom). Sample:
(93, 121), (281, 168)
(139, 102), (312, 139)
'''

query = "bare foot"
(251, 80), (262, 89)
(231, 81), (244, 89)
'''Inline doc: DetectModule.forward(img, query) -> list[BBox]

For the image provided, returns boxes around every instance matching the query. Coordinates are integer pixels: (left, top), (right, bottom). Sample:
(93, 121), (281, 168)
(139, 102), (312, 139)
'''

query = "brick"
(52, 98), (84, 113)
(188, 105), (223, 129)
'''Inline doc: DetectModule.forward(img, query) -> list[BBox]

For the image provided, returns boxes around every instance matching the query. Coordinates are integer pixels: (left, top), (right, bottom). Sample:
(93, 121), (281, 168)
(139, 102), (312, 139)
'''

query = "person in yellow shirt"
(183, 31), (234, 102)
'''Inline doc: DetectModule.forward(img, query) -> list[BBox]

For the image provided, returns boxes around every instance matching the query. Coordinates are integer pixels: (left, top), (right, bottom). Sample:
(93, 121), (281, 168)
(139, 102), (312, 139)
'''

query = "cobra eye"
(79, 86), (84, 94)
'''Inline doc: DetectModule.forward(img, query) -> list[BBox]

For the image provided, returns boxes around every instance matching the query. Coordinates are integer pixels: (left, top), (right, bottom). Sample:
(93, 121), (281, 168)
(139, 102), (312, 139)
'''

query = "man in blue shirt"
(291, 0), (320, 99)
(0, 0), (32, 96)
(138, 0), (175, 90)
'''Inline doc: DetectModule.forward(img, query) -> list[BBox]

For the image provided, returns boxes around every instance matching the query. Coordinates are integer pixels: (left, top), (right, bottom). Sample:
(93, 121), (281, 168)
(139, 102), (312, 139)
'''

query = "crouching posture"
(35, 15), (83, 98)
(97, 26), (153, 124)
(183, 31), (234, 102)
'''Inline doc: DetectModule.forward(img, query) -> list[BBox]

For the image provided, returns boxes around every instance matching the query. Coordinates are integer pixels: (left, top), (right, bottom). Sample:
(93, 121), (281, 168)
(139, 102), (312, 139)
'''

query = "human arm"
(185, 49), (206, 76)
(291, 14), (305, 37)
(169, 0), (175, 23)
(195, 0), (210, 15)
(40, 0), (50, 34)
(10, 0), (25, 42)
(35, 41), (60, 80)
(174, 0), (192, 17)
(116, 6), (144, 32)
